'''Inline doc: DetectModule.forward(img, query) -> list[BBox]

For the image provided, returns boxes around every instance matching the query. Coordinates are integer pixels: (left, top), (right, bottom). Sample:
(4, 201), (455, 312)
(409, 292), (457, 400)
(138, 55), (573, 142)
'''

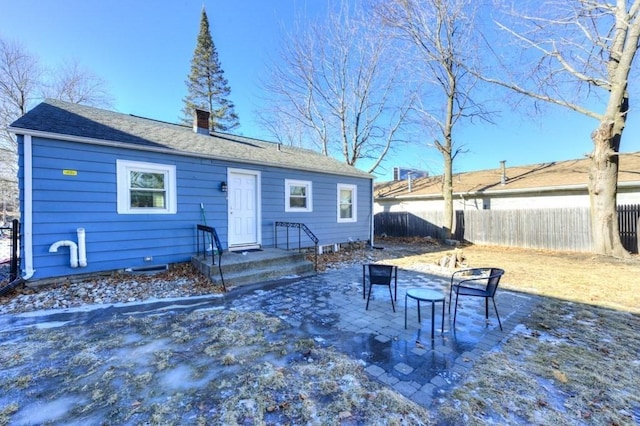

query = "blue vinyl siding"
(21, 136), (372, 280)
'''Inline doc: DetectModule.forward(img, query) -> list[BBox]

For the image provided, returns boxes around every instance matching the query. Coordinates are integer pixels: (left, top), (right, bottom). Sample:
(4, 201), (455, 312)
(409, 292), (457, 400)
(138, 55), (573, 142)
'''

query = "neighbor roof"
(9, 99), (371, 179)
(375, 153), (640, 199)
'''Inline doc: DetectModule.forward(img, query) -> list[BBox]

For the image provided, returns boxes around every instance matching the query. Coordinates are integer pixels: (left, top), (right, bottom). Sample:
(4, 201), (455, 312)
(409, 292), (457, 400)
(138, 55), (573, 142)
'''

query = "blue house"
(8, 99), (374, 282)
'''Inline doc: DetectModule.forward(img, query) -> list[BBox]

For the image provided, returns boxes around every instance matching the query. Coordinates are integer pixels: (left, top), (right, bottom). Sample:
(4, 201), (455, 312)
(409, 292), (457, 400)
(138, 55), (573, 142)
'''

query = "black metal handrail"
(274, 221), (318, 271)
(196, 224), (225, 291)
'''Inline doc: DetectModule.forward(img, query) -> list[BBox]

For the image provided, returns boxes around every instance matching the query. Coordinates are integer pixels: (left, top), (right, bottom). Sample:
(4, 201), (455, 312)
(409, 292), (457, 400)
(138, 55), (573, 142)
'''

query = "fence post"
(10, 219), (19, 282)
(637, 215), (640, 256)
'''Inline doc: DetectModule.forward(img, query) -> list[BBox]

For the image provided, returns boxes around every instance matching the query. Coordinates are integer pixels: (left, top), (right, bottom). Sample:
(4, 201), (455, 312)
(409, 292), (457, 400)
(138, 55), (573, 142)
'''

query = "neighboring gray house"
(9, 99), (373, 281)
(375, 154), (640, 213)
(374, 154), (640, 252)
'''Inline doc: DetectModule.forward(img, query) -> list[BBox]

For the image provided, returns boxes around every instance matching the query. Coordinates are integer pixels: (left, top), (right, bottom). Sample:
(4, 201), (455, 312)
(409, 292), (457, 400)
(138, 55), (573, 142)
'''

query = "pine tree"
(182, 8), (239, 132)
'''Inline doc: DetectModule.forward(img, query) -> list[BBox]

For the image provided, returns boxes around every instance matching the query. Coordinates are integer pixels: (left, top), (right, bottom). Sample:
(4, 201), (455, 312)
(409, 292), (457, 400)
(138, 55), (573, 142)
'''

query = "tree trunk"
(589, 121), (629, 258)
(442, 151), (453, 240)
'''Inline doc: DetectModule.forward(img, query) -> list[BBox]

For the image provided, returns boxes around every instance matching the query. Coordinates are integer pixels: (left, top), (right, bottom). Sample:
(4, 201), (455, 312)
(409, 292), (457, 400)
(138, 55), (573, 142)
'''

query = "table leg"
(394, 266), (397, 301)
(404, 293), (407, 329)
(362, 265), (365, 299)
(430, 301), (435, 340)
(417, 301), (421, 323)
(441, 300), (445, 335)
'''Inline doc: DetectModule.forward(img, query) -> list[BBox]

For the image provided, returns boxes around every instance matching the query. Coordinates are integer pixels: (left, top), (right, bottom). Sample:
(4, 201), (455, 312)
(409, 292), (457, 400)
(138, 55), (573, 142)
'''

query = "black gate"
(618, 204), (640, 254)
(1, 219), (20, 285)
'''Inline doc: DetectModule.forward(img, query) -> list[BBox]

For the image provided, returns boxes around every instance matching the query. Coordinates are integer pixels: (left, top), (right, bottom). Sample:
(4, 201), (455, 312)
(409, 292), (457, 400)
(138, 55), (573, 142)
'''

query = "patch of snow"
(509, 323), (565, 345)
(117, 339), (171, 365)
(33, 320), (73, 329)
(0, 237), (11, 260)
(12, 396), (87, 425)
(160, 365), (200, 391)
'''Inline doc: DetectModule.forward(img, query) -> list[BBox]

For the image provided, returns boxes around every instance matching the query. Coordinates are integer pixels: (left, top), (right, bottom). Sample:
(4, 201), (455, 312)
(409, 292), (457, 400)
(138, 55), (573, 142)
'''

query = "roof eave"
(8, 127), (372, 180)
(375, 181), (640, 200)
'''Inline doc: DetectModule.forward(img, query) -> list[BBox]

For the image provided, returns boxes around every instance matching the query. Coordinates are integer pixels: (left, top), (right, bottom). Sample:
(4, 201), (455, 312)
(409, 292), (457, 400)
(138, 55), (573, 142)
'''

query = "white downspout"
(370, 179), (375, 247)
(77, 228), (87, 267)
(22, 134), (35, 279)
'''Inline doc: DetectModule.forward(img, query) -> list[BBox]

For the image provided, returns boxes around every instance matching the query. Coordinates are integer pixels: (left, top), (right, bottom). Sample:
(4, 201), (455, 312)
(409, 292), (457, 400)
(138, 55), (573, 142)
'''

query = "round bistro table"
(404, 288), (445, 339)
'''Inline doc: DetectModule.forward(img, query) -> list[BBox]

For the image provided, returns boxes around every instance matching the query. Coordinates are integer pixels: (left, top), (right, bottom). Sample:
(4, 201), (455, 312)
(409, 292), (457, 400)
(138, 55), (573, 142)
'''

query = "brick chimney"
(193, 109), (210, 135)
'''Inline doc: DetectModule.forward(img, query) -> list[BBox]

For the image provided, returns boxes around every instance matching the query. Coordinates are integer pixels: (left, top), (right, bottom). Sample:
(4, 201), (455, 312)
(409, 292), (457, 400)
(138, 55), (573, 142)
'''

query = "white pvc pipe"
(49, 240), (79, 268)
(77, 228), (87, 267)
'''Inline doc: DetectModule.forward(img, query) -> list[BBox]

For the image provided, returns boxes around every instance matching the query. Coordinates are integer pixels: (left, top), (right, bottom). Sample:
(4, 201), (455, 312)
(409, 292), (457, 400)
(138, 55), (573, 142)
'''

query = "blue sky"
(2, 0), (639, 181)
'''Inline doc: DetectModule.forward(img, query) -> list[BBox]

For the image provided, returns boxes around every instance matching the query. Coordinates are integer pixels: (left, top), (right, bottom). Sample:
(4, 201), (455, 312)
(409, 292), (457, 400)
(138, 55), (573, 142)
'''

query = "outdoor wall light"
(220, 181), (228, 192)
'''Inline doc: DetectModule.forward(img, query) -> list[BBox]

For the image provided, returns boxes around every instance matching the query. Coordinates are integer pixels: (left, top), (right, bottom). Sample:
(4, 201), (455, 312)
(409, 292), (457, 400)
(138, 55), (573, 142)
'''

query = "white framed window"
(337, 183), (357, 222)
(285, 179), (313, 212)
(116, 160), (177, 214)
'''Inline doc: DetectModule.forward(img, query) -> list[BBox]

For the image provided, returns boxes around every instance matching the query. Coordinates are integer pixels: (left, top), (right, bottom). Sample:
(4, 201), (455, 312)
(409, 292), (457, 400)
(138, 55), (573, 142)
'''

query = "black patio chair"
(363, 264), (397, 312)
(449, 267), (505, 331)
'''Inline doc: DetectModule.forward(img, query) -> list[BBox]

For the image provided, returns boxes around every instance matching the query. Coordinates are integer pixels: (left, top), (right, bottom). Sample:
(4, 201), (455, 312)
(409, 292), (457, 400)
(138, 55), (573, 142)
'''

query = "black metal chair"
(363, 264), (397, 312)
(449, 267), (505, 330)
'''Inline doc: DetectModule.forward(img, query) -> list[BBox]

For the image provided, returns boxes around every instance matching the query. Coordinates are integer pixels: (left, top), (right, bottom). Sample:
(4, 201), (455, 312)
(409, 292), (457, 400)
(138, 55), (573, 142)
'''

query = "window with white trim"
(285, 179), (312, 212)
(337, 184), (357, 222)
(116, 160), (177, 214)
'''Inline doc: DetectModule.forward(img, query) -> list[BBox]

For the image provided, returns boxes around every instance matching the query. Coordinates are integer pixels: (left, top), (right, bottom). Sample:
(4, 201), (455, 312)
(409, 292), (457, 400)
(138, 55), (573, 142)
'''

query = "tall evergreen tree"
(182, 8), (239, 132)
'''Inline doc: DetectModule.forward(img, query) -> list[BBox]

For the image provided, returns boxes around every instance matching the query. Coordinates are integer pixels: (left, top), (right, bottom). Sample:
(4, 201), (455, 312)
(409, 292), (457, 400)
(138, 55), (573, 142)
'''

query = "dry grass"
(437, 299), (640, 425)
(373, 238), (640, 314)
(0, 309), (432, 425)
(465, 245), (640, 313)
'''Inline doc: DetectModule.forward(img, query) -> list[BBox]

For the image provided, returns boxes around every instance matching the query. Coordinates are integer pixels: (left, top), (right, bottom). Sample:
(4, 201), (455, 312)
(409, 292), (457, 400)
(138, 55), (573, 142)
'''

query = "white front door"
(227, 169), (260, 249)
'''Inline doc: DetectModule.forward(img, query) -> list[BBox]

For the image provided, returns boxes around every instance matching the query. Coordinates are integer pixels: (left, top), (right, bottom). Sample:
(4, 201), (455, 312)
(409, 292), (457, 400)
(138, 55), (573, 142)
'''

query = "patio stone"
(411, 347), (427, 356)
(434, 345), (454, 355)
(394, 380), (419, 397)
(411, 390), (434, 407)
(375, 334), (391, 343)
(420, 383), (436, 394)
(430, 375), (449, 387)
(365, 364), (385, 377)
(377, 372), (400, 386)
(394, 362), (414, 375)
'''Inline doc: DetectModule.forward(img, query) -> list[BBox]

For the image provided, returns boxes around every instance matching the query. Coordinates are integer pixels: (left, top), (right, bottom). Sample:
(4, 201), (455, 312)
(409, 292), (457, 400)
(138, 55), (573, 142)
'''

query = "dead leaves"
(552, 370), (569, 384)
(550, 358), (569, 384)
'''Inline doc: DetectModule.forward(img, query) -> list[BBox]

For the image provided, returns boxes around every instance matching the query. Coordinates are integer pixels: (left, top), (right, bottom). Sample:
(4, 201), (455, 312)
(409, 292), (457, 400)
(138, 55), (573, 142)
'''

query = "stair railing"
(274, 221), (319, 271)
(196, 224), (225, 291)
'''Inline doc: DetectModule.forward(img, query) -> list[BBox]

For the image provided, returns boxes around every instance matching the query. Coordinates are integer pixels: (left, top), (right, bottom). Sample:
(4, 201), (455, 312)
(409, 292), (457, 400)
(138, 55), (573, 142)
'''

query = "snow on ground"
(0, 237), (10, 262)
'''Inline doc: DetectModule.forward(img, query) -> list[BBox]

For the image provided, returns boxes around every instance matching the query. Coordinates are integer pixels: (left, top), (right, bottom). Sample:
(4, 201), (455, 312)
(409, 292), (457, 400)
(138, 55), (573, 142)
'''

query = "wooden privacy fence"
(374, 210), (446, 239)
(374, 204), (640, 253)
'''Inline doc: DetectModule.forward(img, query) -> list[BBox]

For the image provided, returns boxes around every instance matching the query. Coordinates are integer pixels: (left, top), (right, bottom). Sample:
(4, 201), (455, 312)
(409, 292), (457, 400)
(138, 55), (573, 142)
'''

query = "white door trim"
(227, 168), (262, 249)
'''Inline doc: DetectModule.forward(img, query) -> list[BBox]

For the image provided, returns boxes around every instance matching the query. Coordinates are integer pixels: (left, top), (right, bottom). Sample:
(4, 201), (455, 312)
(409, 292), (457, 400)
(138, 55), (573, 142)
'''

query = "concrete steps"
(191, 248), (316, 289)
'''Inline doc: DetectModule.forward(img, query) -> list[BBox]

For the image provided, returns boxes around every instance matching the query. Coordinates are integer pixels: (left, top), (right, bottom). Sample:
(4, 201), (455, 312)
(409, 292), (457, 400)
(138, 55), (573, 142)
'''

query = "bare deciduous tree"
(259, 4), (414, 174)
(46, 59), (114, 107)
(0, 38), (42, 221)
(1, 36), (114, 222)
(373, 0), (493, 238)
(482, 0), (640, 257)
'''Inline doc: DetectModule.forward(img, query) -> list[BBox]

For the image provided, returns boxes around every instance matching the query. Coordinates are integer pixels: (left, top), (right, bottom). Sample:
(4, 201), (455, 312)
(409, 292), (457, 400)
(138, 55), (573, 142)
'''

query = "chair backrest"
(368, 264), (394, 285)
(485, 268), (505, 297)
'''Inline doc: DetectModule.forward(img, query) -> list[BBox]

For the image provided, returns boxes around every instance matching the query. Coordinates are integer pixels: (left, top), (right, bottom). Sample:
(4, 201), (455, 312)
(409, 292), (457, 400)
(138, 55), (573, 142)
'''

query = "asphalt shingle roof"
(375, 153), (640, 199)
(9, 99), (372, 179)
